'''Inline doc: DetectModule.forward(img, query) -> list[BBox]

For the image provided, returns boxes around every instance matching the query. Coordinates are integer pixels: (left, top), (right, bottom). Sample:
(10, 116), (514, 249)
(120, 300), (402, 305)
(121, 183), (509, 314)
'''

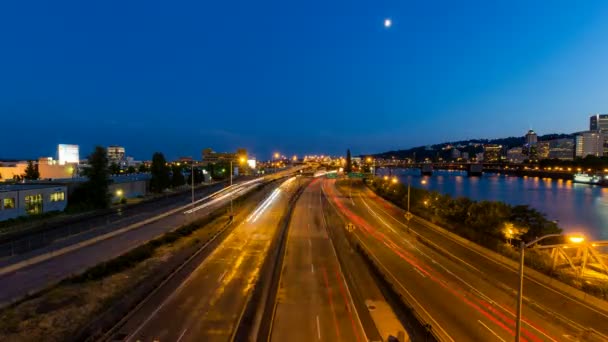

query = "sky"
(2, 1), (608, 160)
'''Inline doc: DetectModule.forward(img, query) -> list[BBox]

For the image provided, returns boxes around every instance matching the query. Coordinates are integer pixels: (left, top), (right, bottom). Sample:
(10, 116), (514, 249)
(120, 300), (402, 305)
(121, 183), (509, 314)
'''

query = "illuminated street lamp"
(515, 233), (585, 341)
(391, 177), (398, 184)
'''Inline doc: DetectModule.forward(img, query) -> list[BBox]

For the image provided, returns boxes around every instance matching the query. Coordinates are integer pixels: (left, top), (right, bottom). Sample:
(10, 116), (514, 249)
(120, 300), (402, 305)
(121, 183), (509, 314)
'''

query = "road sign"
(346, 223), (356, 232)
(348, 172), (364, 178)
(404, 212), (413, 221)
(326, 172), (338, 179)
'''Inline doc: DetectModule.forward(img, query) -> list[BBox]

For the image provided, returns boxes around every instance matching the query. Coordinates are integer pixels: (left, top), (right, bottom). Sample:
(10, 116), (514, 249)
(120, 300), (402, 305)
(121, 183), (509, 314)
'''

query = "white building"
(575, 131), (604, 158)
(507, 147), (526, 163)
(57, 144), (80, 165)
(0, 184), (68, 221)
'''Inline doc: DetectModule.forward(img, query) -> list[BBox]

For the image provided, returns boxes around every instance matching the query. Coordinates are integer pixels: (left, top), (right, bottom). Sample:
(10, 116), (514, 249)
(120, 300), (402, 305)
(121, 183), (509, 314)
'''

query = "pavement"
(323, 179), (608, 342)
(269, 178), (366, 342)
(113, 176), (299, 342)
(0, 178), (265, 306)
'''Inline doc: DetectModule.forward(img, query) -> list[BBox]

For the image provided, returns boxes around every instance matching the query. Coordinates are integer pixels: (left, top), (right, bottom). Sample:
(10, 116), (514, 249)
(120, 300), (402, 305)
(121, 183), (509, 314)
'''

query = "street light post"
(191, 161), (195, 208)
(515, 233), (583, 341)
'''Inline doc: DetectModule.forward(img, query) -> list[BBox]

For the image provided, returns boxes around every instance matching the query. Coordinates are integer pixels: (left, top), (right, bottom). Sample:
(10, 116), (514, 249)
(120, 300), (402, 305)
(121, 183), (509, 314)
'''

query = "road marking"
(218, 270), (227, 282)
(413, 267), (427, 278)
(309, 239), (312, 248)
(176, 328), (188, 342)
(478, 320), (506, 342)
(316, 315), (322, 340)
(311, 263), (315, 273)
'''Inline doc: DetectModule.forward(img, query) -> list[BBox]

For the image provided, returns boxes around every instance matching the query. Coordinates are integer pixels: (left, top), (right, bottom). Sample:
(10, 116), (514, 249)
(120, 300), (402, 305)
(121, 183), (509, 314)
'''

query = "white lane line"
(309, 239), (312, 247)
(413, 267), (427, 278)
(316, 315), (321, 340)
(478, 320), (506, 342)
(218, 270), (228, 282)
(311, 263), (315, 273)
(176, 328), (188, 342)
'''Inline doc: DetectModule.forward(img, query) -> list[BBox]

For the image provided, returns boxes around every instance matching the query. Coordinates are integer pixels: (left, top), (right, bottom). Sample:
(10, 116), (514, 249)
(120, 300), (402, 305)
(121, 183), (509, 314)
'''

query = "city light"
(421, 179), (427, 185)
(568, 234), (585, 244)
(383, 175), (389, 180)
(391, 177), (398, 184)
(274, 152), (280, 159)
(116, 189), (123, 197)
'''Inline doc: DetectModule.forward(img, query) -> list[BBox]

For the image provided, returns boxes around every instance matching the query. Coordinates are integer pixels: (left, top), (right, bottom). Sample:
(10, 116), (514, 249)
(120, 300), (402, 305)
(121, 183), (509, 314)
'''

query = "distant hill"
(372, 133), (575, 160)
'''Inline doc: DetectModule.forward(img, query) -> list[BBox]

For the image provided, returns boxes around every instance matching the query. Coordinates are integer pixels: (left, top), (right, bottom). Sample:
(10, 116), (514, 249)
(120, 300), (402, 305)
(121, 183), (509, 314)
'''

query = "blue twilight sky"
(1, 1), (608, 160)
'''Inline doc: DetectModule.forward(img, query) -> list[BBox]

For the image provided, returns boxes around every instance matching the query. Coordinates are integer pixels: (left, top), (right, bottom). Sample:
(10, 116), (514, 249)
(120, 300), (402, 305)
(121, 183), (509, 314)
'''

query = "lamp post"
(515, 233), (585, 341)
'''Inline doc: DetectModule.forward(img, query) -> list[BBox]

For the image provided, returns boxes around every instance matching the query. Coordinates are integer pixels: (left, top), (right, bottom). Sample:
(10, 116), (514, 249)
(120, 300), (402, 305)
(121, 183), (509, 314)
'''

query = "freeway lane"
(359, 183), (608, 341)
(118, 177), (299, 342)
(323, 180), (579, 342)
(0, 178), (265, 306)
(270, 179), (365, 342)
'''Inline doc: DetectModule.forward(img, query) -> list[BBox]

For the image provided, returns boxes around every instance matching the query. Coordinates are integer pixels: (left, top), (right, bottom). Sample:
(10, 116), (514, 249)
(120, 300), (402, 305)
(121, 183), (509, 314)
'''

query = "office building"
(483, 144), (503, 163)
(536, 141), (550, 159)
(525, 130), (538, 145)
(57, 144), (79, 165)
(575, 131), (604, 158)
(107, 146), (126, 163)
(507, 147), (525, 163)
(546, 138), (575, 160)
(590, 114), (608, 131)
(202, 148), (248, 165)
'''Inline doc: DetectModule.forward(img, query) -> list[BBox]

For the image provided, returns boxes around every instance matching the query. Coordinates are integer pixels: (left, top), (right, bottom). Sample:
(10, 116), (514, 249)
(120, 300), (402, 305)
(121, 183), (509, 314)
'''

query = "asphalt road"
(322, 179), (606, 342)
(270, 179), (366, 342)
(116, 177), (299, 342)
(0, 179), (264, 306)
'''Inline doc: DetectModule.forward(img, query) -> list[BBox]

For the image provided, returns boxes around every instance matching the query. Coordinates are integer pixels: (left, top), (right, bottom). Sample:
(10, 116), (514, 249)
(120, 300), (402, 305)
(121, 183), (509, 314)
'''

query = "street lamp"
(515, 233), (585, 341)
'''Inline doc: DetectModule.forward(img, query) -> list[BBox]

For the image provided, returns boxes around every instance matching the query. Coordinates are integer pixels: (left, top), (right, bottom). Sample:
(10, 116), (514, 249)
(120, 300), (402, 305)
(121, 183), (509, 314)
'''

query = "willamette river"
(385, 169), (608, 240)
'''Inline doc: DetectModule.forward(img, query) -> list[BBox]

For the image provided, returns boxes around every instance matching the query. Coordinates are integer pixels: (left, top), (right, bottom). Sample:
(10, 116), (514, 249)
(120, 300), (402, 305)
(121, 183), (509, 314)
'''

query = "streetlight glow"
(391, 177), (398, 184)
(568, 235), (585, 244)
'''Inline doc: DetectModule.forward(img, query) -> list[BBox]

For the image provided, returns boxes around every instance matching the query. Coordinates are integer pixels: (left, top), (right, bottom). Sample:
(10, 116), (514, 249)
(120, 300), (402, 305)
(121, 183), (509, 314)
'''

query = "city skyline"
(2, 1), (608, 159)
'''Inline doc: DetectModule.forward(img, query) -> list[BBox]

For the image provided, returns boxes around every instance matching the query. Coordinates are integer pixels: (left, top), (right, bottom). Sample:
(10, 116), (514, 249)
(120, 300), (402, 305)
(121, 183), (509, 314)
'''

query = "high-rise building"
(107, 146), (126, 163)
(525, 130), (538, 145)
(575, 131), (604, 158)
(507, 147), (525, 163)
(546, 138), (574, 160)
(589, 114), (608, 131)
(57, 144), (79, 165)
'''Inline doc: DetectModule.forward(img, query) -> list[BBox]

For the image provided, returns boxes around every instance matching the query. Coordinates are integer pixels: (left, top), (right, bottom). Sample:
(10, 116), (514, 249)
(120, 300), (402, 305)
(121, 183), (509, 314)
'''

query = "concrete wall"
(109, 180), (147, 201)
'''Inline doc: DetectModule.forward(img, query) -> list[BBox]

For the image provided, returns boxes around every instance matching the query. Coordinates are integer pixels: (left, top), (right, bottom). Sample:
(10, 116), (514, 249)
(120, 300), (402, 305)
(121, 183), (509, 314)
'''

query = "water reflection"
(389, 169), (608, 240)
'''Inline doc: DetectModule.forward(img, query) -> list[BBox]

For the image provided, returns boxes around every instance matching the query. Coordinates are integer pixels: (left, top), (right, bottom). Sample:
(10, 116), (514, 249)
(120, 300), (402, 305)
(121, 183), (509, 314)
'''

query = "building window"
(3, 198), (15, 210)
(50, 192), (65, 202)
(25, 194), (43, 215)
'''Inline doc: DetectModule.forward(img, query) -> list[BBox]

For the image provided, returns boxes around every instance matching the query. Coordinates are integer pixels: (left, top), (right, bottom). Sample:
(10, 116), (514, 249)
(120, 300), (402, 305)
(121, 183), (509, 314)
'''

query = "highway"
(322, 179), (607, 342)
(113, 176), (299, 342)
(269, 178), (366, 342)
(0, 177), (269, 306)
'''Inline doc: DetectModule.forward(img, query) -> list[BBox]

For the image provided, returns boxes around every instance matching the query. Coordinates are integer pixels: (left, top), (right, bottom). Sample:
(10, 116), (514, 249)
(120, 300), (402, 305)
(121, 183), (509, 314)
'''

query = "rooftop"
(0, 184), (66, 193)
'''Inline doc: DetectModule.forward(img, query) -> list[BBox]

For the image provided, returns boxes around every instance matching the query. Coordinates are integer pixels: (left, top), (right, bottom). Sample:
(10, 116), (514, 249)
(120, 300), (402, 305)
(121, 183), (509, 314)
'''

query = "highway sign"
(348, 172), (364, 178)
(346, 223), (356, 232)
(404, 212), (413, 221)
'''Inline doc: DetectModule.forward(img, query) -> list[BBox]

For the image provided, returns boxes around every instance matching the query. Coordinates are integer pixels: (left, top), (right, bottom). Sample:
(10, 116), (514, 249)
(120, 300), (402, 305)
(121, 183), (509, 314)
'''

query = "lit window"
(25, 194), (43, 215)
(50, 192), (65, 202)
(3, 198), (15, 209)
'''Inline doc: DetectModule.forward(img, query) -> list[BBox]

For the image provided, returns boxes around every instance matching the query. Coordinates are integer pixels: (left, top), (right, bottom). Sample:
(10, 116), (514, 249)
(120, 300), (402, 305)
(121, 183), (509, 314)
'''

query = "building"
(590, 114), (608, 131)
(575, 131), (605, 158)
(483, 144), (503, 163)
(0, 161), (28, 181)
(525, 130), (538, 145)
(57, 144), (79, 165)
(461, 152), (469, 160)
(107, 146), (126, 163)
(38, 157), (77, 179)
(546, 138), (575, 160)
(507, 147), (526, 163)
(202, 148), (248, 165)
(451, 149), (461, 160)
(536, 141), (550, 159)
(0, 184), (68, 221)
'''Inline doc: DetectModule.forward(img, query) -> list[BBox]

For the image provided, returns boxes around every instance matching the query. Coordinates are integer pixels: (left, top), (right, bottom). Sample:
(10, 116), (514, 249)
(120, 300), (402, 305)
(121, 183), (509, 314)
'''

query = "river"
(385, 169), (608, 240)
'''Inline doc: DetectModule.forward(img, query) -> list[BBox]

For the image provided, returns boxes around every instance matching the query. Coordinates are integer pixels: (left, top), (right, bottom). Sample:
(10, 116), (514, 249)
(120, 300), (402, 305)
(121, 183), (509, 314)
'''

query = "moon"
(384, 18), (392, 28)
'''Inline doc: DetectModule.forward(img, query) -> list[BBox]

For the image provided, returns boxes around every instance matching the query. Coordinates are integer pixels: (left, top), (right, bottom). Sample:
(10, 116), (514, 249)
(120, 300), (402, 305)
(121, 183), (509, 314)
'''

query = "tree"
(23, 160), (40, 180)
(138, 163), (149, 173)
(171, 164), (186, 187)
(81, 146), (111, 208)
(109, 162), (121, 175)
(150, 152), (170, 193)
(127, 166), (136, 174)
(345, 149), (352, 173)
(510, 205), (562, 242)
(465, 201), (511, 237)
